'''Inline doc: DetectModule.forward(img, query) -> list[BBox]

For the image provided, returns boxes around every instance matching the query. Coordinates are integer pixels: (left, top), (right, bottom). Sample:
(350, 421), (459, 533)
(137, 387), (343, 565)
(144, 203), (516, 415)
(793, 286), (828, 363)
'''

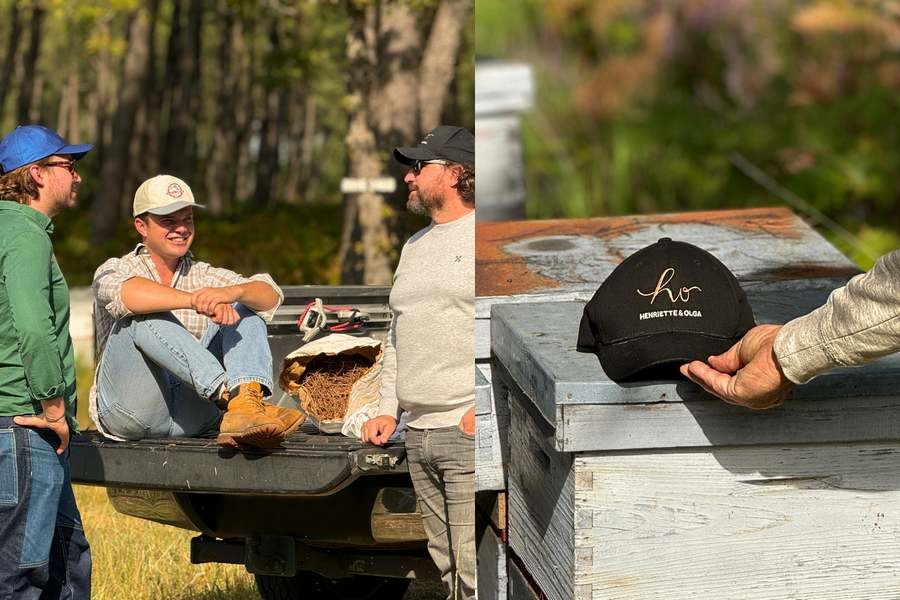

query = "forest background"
(477, 0), (900, 270)
(1, 3), (470, 595)
(0, 0), (474, 285)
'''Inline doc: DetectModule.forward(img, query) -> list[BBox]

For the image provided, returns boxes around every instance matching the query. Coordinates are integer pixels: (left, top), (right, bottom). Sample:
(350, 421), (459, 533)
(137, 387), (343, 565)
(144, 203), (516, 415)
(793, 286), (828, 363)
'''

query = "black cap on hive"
(576, 238), (755, 382)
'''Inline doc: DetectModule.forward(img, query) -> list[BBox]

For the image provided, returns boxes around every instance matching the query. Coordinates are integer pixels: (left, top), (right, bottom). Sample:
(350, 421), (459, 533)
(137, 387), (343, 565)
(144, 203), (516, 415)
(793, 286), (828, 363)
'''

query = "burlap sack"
(278, 333), (382, 435)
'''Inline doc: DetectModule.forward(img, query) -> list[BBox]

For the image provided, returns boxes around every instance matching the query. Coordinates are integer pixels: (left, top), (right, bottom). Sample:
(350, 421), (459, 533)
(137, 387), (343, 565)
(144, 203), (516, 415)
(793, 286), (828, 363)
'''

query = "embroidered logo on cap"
(636, 268), (703, 321)
(167, 183), (184, 198)
(636, 268), (702, 304)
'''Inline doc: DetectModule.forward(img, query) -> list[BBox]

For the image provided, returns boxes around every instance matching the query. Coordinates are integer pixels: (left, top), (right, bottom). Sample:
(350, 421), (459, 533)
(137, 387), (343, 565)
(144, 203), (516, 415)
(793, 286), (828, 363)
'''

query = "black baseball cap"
(394, 125), (474, 168)
(576, 238), (755, 382)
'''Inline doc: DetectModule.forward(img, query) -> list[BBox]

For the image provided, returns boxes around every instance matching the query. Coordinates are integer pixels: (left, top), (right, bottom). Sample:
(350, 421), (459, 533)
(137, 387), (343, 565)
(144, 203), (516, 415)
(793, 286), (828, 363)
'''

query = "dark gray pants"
(406, 426), (475, 600)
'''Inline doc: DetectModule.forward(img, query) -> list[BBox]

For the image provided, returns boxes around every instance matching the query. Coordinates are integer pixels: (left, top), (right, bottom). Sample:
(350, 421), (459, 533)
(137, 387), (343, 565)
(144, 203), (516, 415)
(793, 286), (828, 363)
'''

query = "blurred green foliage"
(55, 203), (344, 287)
(477, 0), (900, 269)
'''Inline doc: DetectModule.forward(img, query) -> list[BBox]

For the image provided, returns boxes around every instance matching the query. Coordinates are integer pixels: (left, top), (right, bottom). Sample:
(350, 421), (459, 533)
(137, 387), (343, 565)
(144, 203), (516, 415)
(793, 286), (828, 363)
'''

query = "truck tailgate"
(70, 427), (408, 496)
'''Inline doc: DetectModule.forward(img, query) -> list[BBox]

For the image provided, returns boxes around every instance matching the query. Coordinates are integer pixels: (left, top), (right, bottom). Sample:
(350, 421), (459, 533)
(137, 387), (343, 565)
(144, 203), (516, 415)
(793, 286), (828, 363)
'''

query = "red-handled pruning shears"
(297, 298), (369, 342)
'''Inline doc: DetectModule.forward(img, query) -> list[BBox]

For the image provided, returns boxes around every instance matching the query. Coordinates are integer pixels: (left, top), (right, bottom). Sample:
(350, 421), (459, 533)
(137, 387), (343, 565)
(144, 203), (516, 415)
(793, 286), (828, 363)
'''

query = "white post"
(475, 62), (534, 221)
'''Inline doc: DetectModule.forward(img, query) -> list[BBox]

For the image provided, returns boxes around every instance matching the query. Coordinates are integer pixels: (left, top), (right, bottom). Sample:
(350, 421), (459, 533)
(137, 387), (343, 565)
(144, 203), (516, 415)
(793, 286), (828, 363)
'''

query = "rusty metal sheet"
(476, 207), (860, 298)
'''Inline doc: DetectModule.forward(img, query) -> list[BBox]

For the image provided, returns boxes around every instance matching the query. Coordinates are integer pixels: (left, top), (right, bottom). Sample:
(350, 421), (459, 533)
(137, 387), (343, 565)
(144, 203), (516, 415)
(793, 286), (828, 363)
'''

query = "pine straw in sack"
(295, 354), (373, 422)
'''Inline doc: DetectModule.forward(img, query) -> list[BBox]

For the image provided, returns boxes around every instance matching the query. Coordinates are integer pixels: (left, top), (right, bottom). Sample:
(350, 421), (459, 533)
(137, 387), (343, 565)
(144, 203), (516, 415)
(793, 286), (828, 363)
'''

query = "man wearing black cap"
(0, 125), (93, 598)
(360, 125), (476, 600)
(681, 251), (900, 410)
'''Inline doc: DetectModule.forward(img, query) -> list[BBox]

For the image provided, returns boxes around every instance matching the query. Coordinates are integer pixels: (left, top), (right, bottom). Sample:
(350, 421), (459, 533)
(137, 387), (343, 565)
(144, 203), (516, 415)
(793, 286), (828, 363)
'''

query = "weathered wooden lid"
(476, 207), (858, 300)
(475, 207), (860, 360)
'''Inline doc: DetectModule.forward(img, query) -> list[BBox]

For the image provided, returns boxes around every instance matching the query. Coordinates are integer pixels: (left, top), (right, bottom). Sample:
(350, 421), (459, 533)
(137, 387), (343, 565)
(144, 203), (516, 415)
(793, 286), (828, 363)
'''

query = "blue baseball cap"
(0, 125), (93, 175)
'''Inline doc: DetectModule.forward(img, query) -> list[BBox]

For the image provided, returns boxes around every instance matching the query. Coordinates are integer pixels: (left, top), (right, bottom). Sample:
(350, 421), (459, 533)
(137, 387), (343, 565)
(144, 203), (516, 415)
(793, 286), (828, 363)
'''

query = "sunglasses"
(411, 159), (449, 175)
(44, 160), (78, 176)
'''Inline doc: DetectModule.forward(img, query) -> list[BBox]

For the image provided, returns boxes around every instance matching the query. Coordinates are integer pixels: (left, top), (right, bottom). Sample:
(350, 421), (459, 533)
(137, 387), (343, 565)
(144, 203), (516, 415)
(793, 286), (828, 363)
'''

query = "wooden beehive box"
(488, 211), (900, 599)
(474, 207), (861, 494)
(476, 367), (507, 491)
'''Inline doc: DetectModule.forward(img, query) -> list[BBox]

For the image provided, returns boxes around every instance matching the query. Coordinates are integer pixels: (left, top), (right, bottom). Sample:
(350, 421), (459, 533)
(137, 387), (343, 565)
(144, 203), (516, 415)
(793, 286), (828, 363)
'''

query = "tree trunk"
(234, 13), (257, 205)
(371, 2), (421, 148)
(204, 0), (236, 215)
(158, 0), (182, 172)
(27, 68), (42, 123)
(418, 0), (472, 131)
(0, 1), (23, 115)
(301, 94), (317, 172)
(279, 85), (307, 204)
(56, 72), (79, 142)
(91, 5), (156, 244)
(252, 17), (283, 208)
(252, 83), (286, 208)
(16, 2), (45, 124)
(339, 0), (424, 284)
(339, 2), (376, 283)
(131, 0), (162, 196)
(56, 74), (70, 138)
(89, 21), (113, 170)
(161, 0), (203, 177)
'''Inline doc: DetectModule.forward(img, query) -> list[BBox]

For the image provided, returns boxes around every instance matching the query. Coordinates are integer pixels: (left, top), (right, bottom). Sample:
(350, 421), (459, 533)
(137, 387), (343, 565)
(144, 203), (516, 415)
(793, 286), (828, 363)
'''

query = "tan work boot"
(263, 404), (304, 439)
(217, 382), (285, 448)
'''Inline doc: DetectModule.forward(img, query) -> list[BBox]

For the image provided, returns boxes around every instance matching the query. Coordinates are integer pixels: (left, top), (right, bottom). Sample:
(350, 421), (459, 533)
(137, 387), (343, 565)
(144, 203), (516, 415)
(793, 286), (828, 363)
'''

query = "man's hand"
(459, 406), (475, 436)
(191, 286), (240, 316)
(14, 397), (70, 455)
(210, 302), (240, 326)
(680, 324), (794, 410)
(361, 415), (398, 446)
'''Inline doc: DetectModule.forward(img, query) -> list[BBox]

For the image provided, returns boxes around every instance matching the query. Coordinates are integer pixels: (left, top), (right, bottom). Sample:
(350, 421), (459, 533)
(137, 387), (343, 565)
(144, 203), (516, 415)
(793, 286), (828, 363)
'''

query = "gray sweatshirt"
(775, 249), (900, 384)
(376, 211), (475, 429)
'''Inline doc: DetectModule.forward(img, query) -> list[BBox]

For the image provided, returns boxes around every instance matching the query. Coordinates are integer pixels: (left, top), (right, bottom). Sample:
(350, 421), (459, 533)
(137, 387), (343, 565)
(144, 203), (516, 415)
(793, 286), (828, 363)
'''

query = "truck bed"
(71, 285), (398, 497)
(64, 284), (436, 563)
(71, 422), (407, 496)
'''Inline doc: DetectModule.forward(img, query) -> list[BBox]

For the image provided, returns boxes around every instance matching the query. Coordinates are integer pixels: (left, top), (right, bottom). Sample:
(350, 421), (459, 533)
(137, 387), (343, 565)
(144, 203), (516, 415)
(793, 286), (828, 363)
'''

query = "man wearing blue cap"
(0, 125), (93, 598)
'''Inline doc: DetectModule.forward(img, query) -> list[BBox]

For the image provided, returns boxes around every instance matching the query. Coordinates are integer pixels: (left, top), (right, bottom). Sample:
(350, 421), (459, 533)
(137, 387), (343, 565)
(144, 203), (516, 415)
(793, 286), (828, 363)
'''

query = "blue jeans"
(0, 418), (91, 599)
(96, 305), (274, 440)
(405, 426), (475, 600)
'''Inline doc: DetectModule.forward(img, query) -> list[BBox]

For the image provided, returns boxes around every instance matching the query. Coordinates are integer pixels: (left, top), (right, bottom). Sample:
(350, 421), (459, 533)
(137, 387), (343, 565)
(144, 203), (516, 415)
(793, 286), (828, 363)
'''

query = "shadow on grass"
(405, 580), (445, 599)
(168, 579), (443, 600)
(170, 584), (260, 600)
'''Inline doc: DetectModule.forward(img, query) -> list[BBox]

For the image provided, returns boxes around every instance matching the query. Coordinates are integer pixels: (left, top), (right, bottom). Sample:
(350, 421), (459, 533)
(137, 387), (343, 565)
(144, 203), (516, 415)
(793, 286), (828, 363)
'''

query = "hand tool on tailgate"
(297, 298), (369, 342)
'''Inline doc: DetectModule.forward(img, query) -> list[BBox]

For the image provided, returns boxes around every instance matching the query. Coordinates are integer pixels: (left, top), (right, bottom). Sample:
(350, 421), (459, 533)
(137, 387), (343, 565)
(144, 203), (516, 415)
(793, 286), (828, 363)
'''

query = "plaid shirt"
(89, 243), (283, 437)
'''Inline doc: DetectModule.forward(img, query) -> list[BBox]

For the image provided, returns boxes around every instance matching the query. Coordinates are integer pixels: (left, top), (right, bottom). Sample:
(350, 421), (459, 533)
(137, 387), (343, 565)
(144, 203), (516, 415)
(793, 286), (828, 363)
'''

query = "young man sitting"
(90, 174), (301, 448)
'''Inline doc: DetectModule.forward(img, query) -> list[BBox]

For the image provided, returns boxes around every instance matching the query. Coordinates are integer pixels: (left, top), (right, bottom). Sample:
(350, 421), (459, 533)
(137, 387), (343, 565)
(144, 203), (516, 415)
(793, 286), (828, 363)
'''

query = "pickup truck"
(69, 286), (439, 600)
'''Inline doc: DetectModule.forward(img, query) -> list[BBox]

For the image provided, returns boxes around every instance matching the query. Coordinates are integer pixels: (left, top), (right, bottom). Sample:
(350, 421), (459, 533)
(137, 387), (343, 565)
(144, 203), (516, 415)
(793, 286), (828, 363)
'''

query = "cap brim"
(393, 146), (439, 165)
(143, 200), (205, 216)
(56, 143), (94, 162)
(590, 331), (742, 383)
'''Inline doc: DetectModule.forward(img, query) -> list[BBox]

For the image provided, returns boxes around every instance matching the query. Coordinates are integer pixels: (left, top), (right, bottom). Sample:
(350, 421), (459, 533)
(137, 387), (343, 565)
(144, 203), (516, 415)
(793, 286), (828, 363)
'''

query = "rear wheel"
(254, 571), (411, 600)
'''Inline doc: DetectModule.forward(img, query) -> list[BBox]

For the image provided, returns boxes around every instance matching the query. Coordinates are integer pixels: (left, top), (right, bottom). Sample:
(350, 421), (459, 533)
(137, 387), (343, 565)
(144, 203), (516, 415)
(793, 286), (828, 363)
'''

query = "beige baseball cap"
(132, 174), (205, 216)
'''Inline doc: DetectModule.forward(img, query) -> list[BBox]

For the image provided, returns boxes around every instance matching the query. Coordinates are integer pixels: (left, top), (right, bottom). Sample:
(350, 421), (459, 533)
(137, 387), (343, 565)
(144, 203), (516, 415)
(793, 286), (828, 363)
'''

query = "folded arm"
(120, 277), (193, 314)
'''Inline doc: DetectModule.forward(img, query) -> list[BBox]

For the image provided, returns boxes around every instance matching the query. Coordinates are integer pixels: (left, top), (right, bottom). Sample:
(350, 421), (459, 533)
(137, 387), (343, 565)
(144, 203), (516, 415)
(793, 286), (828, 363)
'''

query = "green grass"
(75, 484), (445, 599)
(75, 484), (259, 600)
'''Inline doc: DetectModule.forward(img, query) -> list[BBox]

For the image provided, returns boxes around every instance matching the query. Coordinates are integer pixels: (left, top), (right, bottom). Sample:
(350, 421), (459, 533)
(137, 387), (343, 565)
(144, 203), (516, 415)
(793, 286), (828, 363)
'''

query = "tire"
(255, 571), (412, 600)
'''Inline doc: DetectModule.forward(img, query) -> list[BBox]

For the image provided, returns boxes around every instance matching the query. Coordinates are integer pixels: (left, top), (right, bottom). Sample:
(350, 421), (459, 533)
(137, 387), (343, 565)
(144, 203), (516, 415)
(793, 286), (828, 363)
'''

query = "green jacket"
(0, 201), (77, 430)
